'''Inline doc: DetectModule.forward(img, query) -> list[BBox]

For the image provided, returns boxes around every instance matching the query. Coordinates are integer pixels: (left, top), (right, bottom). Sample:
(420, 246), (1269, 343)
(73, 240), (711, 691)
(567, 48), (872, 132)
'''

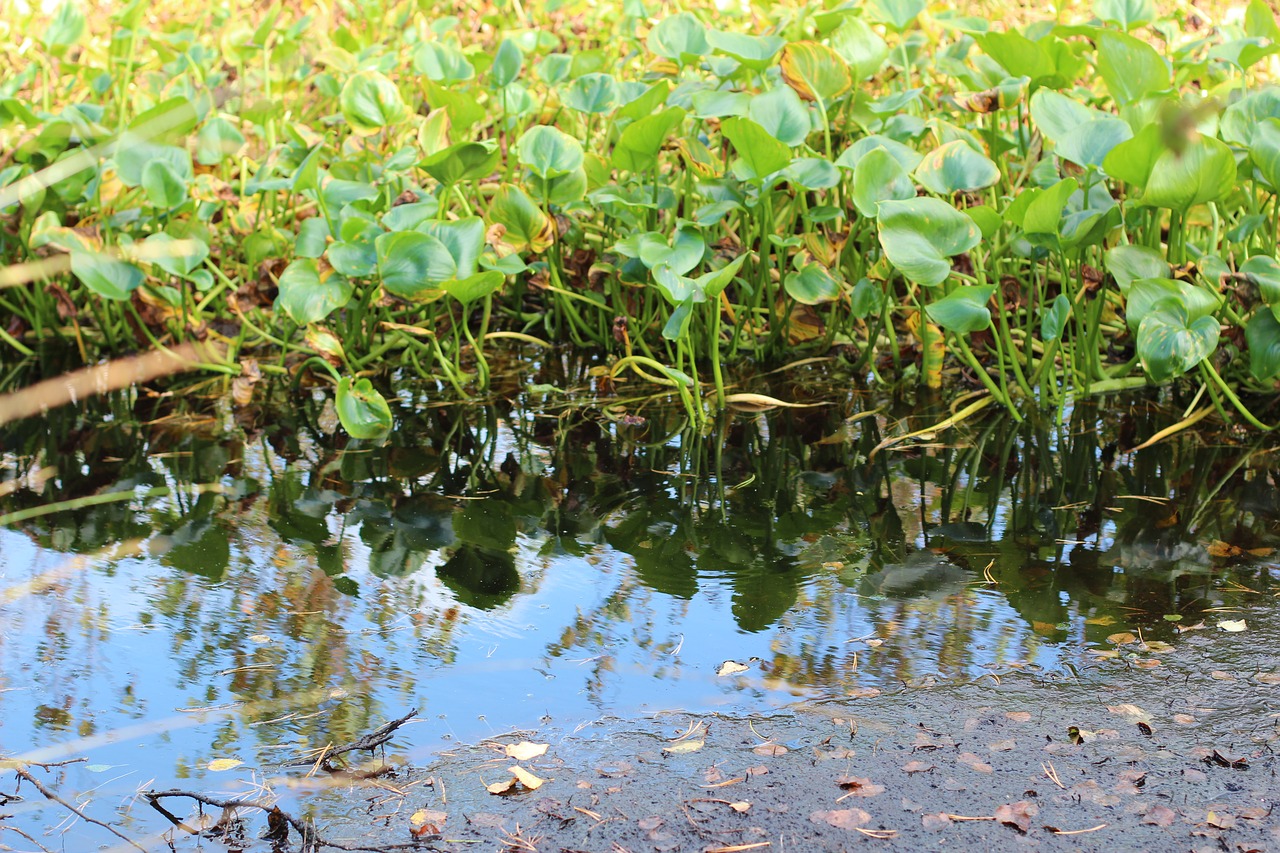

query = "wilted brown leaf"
(1004, 712), (1032, 723)
(753, 743), (788, 757)
(836, 776), (885, 797)
(902, 761), (936, 774)
(1142, 805), (1177, 826)
(957, 752), (993, 773)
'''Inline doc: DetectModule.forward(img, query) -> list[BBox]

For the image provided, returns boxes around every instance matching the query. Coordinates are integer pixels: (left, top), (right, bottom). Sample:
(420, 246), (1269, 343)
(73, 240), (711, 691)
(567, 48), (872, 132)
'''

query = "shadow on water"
(1, 368), (1279, 844)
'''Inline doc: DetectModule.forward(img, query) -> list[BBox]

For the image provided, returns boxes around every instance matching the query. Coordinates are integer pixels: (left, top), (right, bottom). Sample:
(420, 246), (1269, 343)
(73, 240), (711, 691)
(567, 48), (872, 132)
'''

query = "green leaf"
(851, 146), (915, 218)
(1041, 292), (1071, 341)
(785, 263), (841, 305)
(516, 125), (584, 178)
(1093, 0), (1155, 30)
(1246, 0), (1280, 41)
(1126, 277), (1220, 331)
(42, 1), (86, 54)
(296, 217), (330, 258)
(1101, 123), (1163, 187)
(1095, 30), (1170, 106)
(1248, 117), (1280, 192)
(784, 158), (840, 189)
(114, 137), (193, 188)
(275, 258), (353, 324)
(1221, 88), (1280, 147)
(647, 12), (709, 63)
(196, 116), (245, 165)
(1246, 310), (1280, 380)
(706, 30), (785, 71)
(146, 232), (209, 278)
(636, 226), (704, 275)
(979, 29), (1055, 80)
(563, 73), (619, 114)
(335, 377), (392, 439)
(487, 184), (551, 253)
(867, 0), (925, 32)
(1241, 255), (1280, 319)
(339, 71), (407, 137)
(914, 140), (1000, 194)
(419, 216), (486, 280)
(695, 254), (747, 299)
(442, 270), (504, 305)
(613, 107), (686, 173)
(662, 296), (695, 340)
(720, 116), (792, 180)
(420, 141), (501, 184)
(780, 42), (851, 104)
(1136, 300), (1218, 382)
(491, 39), (523, 88)
(749, 87), (810, 147)
(527, 167), (587, 206)
(925, 285), (994, 333)
(1141, 135), (1235, 213)
(835, 135), (923, 172)
(1029, 89), (1105, 145)
(141, 159), (187, 208)
(829, 17), (889, 81)
(1105, 244), (1168, 293)
(1056, 118), (1132, 171)
(376, 231), (454, 299)
(413, 41), (475, 82)
(876, 198), (983, 287)
(71, 251), (145, 300)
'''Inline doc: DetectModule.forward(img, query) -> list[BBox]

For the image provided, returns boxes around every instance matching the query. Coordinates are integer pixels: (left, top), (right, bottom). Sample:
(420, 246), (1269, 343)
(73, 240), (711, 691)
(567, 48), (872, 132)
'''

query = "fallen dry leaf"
(810, 808), (872, 830)
(847, 687), (882, 698)
(988, 739), (1015, 752)
(1142, 805), (1177, 826)
(717, 660), (750, 676)
(753, 743), (788, 757)
(995, 800), (1038, 833)
(409, 808), (446, 837)
(505, 741), (549, 761)
(1004, 711), (1032, 723)
(730, 801), (751, 813)
(902, 761), (936, 774)
(1107, 632), (1137, 645)
(206, 758), (243, 772)
(836, 776), (885, 796)
(1173, 714), (1196, 725)
(957, 752), (993, 773)
(664, 739), (705, 755)
(1217, 619), (1248, 632)
(508, 765), (545, 790)
(1255, 672), (1280, 685)
(487, 778), (517, 795)
(922, 813), (953, 830)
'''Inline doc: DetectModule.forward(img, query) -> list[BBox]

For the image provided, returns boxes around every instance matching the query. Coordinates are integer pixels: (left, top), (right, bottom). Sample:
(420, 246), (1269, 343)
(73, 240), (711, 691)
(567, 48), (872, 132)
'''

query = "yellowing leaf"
(1106, 631), (1137, 645)
(487, 778), (517, 795)
(663, 739), (706, 754)
(508, 765), (546, 790)
(207, 758), (243, 772)
(780, 42), (851, 103)
(1218, 619), (1248, 632)
(730, 801), (751, 813)
(505, 741), (549, 761)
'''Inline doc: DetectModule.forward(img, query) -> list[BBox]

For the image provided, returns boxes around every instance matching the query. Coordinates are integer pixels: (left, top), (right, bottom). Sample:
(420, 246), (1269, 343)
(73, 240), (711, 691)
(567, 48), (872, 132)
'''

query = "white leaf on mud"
(1217, 619), (1247, 632)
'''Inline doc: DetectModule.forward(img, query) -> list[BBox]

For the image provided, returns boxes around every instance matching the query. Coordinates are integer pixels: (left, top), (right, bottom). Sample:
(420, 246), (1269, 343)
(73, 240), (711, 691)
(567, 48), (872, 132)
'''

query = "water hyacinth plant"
(3, 0), (1280, 436)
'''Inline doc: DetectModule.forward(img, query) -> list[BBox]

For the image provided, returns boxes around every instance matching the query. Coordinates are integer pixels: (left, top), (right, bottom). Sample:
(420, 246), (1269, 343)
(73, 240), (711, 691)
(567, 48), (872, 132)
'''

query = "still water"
(2, 375), (1278, 845)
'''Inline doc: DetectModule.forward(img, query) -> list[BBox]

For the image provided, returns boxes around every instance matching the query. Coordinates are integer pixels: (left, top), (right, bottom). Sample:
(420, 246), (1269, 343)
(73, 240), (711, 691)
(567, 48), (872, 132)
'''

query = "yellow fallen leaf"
(505, 741), (549, 761)
(508, 765), (545, 790)
(663, 739), (705, 754)
(207, 758), (243, 772)
(730, 801), (751, 813)
(717, 660), (749, 676)
(1106, 632), (1137, 645)
(487, 778), (517, 795)
(1085, 615), (1117, 626)
(1218, 619), (1247, 632)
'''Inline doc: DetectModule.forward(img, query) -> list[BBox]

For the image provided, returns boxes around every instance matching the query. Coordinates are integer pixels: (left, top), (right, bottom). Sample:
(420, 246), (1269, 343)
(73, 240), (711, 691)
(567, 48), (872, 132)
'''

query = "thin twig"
(12, 767), (145, 852)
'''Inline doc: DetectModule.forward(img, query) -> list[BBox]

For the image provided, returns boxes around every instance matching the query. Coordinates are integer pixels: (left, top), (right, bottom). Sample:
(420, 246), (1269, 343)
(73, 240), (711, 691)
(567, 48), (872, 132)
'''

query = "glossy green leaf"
(442, 270), (504, 305)
(877, 198), (983, 287)
(1126, 277), (1220, 331)
(376, 231), (454, 299)
(420, 141), (501, 184)
(829, 17), (889, 81)
(1241, 255), (1280, 319)
(1105, 244), (1168, 292)
(647, 12), (709, 63)
(979, 29), (1055, 80)
(1095, 30), (1169, 106)
(419, 216), (486, 280)
(706, 30), (785, 71)
(1056, 117), (1132, 170)
(1136, 300), (1219, 382)
(720, 116), (792, 180)
(1220, 88), (1280, 147)
(516, 125), (584, 178)
(914, 140), (1000, 194)
(1094, 0), (1155, 30)
(196, 117), (245, 166)
(785, 263), (841, 305)
(613, 107), (686, 173)
(1248, 117), (1280, 192)
(925, 285), (994, 333)
(662, 296), (696, 340)
(1101, 123), (1163, 187)
(141, 159), (187, 208)
(275, 258), (353, 324)
(335, 377), (392, 439)
(836, 135), (923, 172)
(867, 0), (925, 32)
(71, 251), (145, 301)
(491, 39), (523, 88)
(1141, 135), (1235, 212)
(1041, 293), (1071, 341)
(146, 232), (209, 278)
(413, 41), (475, 82)
(339, 70), (408, 136)
(487, 184), (551, 253)
(851, 146), (914, 218)
(563, 73), (619, 114)
(1246, 309), (1280, 380)
(749, 87), (810, 147)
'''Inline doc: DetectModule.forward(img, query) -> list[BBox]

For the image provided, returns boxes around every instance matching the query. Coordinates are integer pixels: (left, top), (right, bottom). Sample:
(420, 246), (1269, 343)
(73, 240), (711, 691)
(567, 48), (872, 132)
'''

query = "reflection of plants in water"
(4, 387), (1280, 739)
